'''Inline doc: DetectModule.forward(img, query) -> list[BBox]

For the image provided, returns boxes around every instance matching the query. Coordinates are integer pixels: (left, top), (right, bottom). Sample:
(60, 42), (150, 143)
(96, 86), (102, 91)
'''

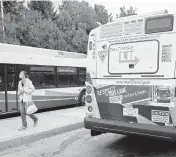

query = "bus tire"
(78, 89), (86, 106)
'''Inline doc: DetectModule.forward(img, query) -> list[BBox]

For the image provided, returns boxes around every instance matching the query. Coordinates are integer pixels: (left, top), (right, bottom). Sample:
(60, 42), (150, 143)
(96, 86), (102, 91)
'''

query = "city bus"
(84, 10), (176, 140)
(0, 43), (87, 115)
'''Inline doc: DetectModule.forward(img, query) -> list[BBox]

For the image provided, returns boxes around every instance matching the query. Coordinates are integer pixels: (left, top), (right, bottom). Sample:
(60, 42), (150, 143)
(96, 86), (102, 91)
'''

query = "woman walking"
(18, 71), (38, 131)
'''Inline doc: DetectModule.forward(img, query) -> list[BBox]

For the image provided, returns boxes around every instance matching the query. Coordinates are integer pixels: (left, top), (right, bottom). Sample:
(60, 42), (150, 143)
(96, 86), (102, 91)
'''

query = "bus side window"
(0, 65), (4, 91)
(30, 66), (55, 89)
(79, 68), (86, 86)
(57, 67), (78, 87)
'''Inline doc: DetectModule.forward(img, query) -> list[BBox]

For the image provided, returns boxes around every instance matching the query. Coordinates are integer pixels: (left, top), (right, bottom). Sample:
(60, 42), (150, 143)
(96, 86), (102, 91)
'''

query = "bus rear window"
(145, 15), (173, 34)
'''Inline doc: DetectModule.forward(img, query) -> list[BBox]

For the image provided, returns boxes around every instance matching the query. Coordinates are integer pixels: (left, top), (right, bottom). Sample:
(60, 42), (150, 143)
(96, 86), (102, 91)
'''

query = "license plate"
(123, 108), (138, 117)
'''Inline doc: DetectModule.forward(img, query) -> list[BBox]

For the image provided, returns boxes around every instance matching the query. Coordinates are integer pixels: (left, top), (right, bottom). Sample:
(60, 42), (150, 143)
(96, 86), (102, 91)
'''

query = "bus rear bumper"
(84, 117), (176, 141)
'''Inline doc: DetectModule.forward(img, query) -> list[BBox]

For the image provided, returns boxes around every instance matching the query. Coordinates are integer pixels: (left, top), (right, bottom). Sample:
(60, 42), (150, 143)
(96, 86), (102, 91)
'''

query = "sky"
(50, 0), (176, 19)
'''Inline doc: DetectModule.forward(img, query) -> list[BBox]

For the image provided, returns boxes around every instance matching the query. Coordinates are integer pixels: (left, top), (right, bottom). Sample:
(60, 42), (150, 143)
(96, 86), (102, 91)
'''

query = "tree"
(28, 0), (57, 20)
(72, 29), (88, 53)
(3, 1), (24, 15)
(57, 0), (112, 53)
(0, 13), (20, 44)
(94, 4), (109, 24)
(57, 0), (99, 53)
(0, 1), (25, 44)
(58, 1), (98, 33)
(108, 13), (113, 22)
(16, 10), (66, 50)
(116, 6), (137, 18)
(0, 0), (112, 54)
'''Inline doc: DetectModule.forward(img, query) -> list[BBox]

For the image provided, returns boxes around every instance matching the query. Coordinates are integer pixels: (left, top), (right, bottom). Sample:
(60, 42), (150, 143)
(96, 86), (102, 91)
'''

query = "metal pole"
(1, 0), (5, 43)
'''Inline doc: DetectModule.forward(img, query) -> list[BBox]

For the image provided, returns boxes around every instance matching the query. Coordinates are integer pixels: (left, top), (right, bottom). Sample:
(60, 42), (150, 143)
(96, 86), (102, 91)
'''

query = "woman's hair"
(21, 71), (29, 78)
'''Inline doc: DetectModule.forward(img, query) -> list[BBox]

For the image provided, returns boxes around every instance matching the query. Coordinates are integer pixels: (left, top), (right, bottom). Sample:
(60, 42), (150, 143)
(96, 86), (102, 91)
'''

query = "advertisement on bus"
(95, 83), (176, 127)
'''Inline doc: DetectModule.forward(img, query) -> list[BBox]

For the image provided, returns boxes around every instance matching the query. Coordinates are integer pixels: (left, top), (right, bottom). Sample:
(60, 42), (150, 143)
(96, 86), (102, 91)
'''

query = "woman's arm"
(18, 81), (23, 95)
(23, 81), (35, 94)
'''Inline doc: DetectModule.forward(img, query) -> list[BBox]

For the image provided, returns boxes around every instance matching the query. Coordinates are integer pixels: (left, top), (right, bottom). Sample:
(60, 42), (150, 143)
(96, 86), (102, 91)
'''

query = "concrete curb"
(0, 121), (84, 151)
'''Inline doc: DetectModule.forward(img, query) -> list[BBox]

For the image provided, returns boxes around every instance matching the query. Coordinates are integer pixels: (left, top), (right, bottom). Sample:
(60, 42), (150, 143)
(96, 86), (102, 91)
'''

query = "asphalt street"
(1, 128), (176, 157)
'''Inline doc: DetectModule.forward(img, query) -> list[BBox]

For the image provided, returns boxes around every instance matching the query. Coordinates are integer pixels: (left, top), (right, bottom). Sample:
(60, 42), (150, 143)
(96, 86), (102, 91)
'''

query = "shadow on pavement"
(107, 135), (176, 157)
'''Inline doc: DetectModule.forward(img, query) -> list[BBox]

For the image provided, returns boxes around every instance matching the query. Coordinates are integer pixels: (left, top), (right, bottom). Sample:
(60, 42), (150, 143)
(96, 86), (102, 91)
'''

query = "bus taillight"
(86, 95), (92, 103)
(86, 85), (92, 94)
(88, 106), (93, 112)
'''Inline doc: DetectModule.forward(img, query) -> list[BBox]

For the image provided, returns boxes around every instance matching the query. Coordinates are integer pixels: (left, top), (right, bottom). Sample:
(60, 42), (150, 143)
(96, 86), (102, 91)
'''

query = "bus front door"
(0, 64), (6, 113)
(6, 65), (18, 112)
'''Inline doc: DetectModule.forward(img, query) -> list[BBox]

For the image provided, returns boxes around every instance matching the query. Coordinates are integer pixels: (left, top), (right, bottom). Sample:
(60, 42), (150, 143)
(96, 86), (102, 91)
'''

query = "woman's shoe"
(33, 119), (38, 127)
(19, 126), (27, 131)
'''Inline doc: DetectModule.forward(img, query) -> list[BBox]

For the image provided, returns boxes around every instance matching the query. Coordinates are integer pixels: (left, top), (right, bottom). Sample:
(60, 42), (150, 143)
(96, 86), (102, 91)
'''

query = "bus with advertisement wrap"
(84, 10), (176, 140)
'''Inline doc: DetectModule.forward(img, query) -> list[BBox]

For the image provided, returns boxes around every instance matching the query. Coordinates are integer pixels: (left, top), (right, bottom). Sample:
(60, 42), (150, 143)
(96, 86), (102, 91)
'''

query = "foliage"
(108, 13), (113, 22)
(94, 4), (109, 24)
(3, 1), (24, 15)
(116, 6), (137, 18)
(27, 1), (57, 20)
(0, 0), (137, 54)
(57, 0), (99, 53)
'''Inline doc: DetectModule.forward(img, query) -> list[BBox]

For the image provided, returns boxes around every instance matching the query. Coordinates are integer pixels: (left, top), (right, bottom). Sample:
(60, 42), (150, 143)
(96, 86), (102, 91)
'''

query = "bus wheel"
(78, 90), (86, 106)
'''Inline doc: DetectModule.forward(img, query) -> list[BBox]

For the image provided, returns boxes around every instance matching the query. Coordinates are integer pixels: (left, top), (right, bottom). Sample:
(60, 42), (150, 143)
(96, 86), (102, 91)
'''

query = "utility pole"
(1, 0), (5, 43)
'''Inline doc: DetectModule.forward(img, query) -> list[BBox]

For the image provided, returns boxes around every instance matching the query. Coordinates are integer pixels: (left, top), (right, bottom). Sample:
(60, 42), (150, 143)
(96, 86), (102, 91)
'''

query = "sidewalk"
(0, 106), (86, 151)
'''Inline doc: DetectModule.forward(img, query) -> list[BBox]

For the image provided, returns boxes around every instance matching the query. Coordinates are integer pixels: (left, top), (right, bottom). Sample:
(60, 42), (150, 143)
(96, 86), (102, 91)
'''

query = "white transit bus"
(0, 43), (87, 114)
(84, 10), (176, 140)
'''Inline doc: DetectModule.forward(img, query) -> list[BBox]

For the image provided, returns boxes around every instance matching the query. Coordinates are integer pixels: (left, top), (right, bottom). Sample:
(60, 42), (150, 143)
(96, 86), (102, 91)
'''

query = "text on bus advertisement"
(116, 80), (151, 85)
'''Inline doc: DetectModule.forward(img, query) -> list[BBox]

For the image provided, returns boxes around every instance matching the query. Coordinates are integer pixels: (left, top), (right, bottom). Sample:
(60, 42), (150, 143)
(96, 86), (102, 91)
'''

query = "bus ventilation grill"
(100, 19), (144, 39)
(100, 22), (123, 39)
(124, 19), (143, 35)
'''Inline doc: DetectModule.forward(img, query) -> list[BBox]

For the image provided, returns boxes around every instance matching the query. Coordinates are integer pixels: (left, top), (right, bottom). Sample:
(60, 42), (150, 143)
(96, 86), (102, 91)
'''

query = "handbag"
(26, 101), (38, 115)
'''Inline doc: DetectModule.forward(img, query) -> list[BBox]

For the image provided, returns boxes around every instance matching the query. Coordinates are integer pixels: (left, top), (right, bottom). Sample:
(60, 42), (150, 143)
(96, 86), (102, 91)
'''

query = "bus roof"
(0, 43), (86, 59)
(98, 10), (172, 39)
(0, 43), (87, 67)
(114, 10), (168, 22)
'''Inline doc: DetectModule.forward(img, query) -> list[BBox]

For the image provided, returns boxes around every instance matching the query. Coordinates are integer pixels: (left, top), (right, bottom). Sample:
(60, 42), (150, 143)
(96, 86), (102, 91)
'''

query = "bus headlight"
(86, 95), (92, 103)
(86, 86), (92, 94)
(88, 106), (93, 112)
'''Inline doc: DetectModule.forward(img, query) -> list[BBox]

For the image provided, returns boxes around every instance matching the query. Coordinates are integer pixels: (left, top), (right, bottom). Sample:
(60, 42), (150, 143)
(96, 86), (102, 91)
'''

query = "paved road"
(1, 128), (176, 157)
